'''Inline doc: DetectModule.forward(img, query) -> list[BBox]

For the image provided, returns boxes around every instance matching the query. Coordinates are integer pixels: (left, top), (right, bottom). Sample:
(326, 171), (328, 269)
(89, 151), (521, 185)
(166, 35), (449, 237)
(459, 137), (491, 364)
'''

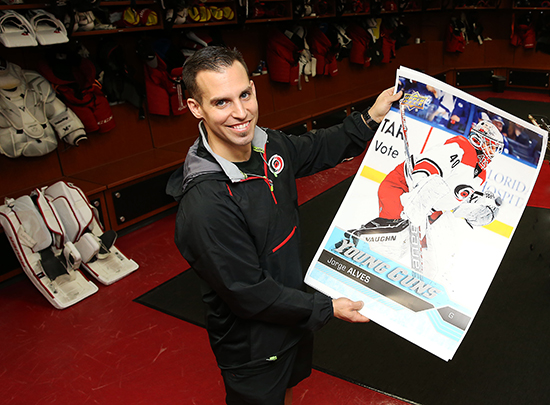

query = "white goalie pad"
(44, 181), (93, 243)
(42, 181), (139, 285)
(74, 233), (99, 263)
(401, 174), (454, 226)
(0, 195), (98, 309)
(33, 187), (66, 249)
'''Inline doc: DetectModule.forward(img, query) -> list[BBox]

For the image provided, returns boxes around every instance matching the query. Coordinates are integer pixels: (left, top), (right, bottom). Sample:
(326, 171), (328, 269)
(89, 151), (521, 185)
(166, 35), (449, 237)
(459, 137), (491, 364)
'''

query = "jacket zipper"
(239, 147), (277, 204)
(261, 148), (277, 204)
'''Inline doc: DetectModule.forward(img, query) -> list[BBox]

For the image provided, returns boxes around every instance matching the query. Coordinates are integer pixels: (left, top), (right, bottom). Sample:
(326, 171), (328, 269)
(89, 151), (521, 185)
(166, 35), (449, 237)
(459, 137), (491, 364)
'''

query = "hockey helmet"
(469, 120), (504, 169)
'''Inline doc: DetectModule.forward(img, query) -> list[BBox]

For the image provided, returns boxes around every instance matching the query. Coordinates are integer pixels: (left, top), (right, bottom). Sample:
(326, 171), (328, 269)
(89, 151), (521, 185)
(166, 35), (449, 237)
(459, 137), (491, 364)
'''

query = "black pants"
(221, 334), (313, 405)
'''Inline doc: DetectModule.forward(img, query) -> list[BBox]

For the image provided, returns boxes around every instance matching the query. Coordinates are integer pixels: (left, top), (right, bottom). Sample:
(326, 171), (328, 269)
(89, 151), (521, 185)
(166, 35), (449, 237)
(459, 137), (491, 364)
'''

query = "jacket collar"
(198, 121), (268, 183)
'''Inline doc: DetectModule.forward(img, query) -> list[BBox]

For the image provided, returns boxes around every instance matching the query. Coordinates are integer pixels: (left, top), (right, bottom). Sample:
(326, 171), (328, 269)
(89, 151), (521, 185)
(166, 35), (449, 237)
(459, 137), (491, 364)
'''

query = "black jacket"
(166, 112), (374, 370)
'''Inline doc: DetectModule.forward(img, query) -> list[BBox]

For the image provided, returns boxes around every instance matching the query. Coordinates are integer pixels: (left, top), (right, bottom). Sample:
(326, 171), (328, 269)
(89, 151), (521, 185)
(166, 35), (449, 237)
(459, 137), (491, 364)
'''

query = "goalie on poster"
(346, 115), (505, 280)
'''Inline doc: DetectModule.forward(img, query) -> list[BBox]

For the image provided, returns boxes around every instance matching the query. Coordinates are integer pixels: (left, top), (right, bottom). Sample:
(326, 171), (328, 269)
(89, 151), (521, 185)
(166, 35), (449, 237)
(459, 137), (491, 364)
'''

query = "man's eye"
(241, 92), (250, 100)
(215, 100), (227, 107)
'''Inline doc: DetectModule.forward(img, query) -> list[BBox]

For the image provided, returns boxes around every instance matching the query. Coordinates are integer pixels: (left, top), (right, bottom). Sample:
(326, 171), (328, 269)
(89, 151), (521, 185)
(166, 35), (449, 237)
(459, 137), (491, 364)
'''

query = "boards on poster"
(304, 66), (548, 361)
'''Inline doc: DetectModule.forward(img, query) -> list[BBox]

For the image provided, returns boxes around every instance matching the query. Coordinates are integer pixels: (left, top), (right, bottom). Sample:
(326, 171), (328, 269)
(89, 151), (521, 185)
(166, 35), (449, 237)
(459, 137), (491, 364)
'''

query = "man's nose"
(232, 100), (247, 118)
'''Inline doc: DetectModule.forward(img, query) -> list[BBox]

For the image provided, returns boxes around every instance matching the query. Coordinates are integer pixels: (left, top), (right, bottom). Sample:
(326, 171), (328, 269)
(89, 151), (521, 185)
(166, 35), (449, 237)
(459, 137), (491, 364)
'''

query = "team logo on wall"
(269, 154), (284, 175)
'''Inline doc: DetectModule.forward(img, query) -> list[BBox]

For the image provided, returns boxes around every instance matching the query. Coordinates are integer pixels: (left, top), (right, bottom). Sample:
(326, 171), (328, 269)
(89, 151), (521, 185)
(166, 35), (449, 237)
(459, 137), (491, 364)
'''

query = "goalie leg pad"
(9, 195), (52, 252)
(400, 174), (452, 225)
(0, 196), (98, 309)
(44, 181), (94, 243)
(74, 233), (100, 263)
(32, 188), (66, 249)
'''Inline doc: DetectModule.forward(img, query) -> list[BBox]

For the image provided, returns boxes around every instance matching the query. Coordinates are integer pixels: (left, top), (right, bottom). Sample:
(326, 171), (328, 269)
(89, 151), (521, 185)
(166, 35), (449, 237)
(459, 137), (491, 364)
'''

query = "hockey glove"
(452, 191), (502, 226)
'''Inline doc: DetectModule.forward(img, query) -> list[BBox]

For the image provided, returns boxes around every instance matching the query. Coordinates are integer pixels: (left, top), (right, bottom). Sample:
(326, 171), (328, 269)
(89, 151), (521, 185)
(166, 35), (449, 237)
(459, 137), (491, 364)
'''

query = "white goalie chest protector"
(0, 62), (86, 158)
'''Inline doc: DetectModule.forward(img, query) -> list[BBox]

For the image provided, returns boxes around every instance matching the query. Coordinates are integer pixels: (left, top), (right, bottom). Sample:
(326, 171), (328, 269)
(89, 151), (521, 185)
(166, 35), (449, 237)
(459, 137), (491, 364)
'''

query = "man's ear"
(187, 98), (203, 119)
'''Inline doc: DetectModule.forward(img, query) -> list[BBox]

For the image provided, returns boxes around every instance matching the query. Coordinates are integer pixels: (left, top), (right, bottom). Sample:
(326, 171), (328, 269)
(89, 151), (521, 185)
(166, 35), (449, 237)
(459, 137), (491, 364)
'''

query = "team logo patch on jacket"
(268, 154), (285, 175)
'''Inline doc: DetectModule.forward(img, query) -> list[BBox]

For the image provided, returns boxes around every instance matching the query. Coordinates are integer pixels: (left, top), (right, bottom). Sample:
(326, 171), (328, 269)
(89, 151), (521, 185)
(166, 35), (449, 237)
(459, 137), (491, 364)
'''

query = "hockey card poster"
(304, 66), (547, 361)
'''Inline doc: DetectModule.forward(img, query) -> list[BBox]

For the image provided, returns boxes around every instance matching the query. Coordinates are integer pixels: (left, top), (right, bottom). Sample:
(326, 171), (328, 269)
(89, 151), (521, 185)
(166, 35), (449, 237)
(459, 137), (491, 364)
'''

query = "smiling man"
(167, 46), (401, 405)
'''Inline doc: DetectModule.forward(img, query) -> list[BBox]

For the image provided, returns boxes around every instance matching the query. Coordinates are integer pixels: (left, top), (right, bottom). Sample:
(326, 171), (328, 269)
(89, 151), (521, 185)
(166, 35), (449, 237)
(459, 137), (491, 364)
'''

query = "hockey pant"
(143, 56), (186, 116)
(308, 27), (338, 76)
(266, 28), (300, 85)
(378, 162), (409, 219)
(347, 24), (372, 67)
(53, 85), (116, 133)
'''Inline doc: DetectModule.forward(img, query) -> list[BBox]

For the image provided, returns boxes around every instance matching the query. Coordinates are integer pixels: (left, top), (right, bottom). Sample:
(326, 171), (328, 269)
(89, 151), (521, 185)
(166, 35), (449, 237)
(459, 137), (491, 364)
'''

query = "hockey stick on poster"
(399, 100), (424, 277)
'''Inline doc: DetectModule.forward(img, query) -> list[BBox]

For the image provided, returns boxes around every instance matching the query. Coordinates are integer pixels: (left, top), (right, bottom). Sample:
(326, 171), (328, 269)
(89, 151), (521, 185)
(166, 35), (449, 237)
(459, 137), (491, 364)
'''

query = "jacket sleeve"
(278, 111), (376, 179)
(175, 182), (333, 331)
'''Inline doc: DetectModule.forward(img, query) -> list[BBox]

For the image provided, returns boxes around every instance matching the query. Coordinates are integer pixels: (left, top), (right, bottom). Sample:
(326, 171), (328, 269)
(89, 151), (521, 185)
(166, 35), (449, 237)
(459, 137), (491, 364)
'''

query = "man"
(166, 46), (400, 404)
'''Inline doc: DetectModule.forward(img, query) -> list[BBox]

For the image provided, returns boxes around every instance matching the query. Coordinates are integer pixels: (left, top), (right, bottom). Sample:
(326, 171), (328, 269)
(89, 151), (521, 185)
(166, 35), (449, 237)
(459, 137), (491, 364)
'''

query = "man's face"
(187, 61), (258, 162)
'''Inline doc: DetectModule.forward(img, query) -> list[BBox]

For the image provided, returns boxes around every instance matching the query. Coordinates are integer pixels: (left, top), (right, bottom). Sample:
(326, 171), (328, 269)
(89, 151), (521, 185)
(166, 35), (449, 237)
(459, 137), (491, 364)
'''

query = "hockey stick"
(528, 114), (550, 161)
(399, 100), (424, 277)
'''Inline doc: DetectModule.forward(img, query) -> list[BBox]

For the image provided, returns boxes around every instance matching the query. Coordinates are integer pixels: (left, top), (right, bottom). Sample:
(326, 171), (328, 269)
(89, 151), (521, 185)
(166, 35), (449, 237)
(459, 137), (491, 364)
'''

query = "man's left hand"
(369, 87), (403, 124)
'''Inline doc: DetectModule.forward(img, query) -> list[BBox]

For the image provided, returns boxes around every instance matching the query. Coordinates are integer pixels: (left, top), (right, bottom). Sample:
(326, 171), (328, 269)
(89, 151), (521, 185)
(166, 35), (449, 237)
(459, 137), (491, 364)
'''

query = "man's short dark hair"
(182, 46), (249, 103)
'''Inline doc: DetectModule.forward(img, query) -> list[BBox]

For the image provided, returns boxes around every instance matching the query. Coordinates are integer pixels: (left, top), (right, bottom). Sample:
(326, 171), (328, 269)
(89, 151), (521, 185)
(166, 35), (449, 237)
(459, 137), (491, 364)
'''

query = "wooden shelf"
(246, 16), (294, 23)
(99, 0), (156, 5)
(0, 3), (50, 9)
(173, 20), (237, 28)
(0, 0), (156, 9)
(71, 25), (162, 36)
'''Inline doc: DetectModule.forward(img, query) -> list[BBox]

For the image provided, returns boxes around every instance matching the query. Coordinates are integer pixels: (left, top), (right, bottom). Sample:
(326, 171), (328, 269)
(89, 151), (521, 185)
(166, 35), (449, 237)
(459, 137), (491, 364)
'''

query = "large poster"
(304, 66), (547, 361)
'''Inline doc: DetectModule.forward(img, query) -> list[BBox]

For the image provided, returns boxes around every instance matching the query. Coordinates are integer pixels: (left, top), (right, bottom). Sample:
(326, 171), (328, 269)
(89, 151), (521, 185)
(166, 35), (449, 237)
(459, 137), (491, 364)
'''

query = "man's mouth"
(230, 121), (250, 132)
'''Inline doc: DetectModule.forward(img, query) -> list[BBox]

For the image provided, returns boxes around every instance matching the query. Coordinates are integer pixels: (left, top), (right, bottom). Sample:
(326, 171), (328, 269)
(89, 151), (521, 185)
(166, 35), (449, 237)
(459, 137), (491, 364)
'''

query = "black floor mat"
(484, 97), (550, 122)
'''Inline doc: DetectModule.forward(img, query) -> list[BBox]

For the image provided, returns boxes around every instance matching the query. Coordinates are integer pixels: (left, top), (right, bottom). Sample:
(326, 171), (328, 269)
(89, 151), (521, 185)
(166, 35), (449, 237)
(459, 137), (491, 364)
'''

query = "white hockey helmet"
(469, 120), (504, 170)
